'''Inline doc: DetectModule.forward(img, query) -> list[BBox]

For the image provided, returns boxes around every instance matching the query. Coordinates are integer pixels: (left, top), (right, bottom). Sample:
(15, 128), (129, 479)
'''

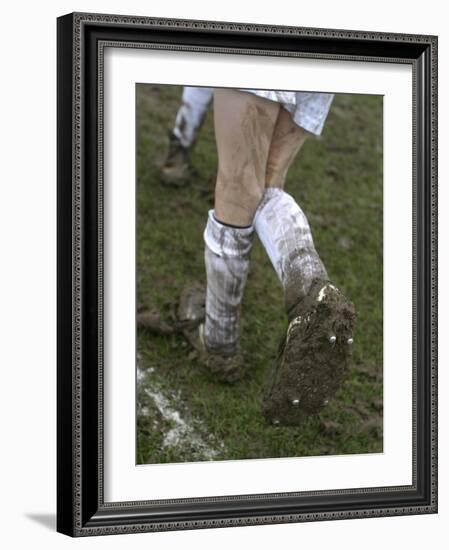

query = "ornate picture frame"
(57, 12), (437, 536)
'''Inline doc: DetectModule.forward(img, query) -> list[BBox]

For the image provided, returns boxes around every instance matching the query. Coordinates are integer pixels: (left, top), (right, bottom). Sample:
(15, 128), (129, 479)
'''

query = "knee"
(216, 166), (264, 204)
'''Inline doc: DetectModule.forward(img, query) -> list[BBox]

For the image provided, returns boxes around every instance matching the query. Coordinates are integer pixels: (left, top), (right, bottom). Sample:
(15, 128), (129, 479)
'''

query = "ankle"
(204, 336), (239, 357)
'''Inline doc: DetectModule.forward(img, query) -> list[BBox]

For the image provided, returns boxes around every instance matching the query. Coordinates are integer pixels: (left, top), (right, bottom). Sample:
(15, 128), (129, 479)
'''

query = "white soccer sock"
(254, 187), (328, 312)
(173, 87), (214, 148)
(203, 210), (254, 354)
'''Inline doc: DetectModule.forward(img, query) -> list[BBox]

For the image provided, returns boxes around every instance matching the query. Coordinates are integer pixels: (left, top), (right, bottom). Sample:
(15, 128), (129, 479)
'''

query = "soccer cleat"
(262, 279), (356, 426)
(160, 131), (192, 186)
(178, 285), (248, 383)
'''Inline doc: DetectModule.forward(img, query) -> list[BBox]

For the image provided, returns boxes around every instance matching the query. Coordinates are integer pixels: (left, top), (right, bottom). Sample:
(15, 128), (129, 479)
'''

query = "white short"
(239, 89), (334, 136)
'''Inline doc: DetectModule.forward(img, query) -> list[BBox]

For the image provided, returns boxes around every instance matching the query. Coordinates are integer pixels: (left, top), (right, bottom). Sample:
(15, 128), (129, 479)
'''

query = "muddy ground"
(136, 84), (383, 464)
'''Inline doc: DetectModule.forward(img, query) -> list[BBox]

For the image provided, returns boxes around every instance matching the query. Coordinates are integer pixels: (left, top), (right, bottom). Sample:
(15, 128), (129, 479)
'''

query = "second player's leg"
(173, 87), (214, 148)
(162, 87), (214, 185)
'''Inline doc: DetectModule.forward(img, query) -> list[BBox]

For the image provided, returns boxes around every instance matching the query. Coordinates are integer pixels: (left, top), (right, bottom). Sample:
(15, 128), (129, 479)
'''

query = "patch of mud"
(137, 365), (224, 462)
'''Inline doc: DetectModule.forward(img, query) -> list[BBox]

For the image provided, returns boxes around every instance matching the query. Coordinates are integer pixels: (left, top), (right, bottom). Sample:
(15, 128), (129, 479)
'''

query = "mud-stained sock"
(173, 87), (214, 148)
(203, 209), (254, 354)
(253, 187), (328, 313)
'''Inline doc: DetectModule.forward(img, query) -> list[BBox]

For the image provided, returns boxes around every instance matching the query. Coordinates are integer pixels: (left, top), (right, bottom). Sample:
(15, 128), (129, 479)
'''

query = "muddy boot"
(160, 131), (192, 186)
(262, 279), (356, 426)
(178, 285), (248, 383)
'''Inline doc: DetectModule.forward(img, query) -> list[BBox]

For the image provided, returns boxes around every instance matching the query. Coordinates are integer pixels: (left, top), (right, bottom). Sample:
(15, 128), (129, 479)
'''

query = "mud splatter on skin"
(214, 90), (279, 226)
(215, 165), (261, 226)
(265, 107), (309, 187)
(262, 279), (356, 426)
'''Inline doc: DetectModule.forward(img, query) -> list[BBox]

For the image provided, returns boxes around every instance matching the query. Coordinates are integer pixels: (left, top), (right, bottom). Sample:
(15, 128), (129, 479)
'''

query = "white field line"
(137, 366), (223, 460)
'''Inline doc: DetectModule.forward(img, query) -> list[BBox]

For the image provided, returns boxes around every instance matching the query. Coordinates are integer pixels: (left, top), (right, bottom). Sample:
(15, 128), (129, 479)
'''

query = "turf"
(136, 84), (383, 464)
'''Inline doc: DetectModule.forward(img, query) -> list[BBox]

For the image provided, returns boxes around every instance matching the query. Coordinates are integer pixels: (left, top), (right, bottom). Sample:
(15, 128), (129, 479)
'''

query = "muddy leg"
(265, 106), (309, 189)
(254, 108), (356, 425)
(162, 87), (214, 185)
(257, 107), (324, 311)
(213, 88), (280, 226)
(202, 89), (279, 354)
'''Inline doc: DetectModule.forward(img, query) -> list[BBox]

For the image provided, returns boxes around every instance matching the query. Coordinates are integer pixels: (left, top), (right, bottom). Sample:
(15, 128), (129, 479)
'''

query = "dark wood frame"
(57, 12), (438, 537)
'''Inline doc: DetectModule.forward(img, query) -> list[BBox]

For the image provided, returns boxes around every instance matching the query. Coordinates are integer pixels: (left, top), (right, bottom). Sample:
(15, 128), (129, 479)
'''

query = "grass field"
(136, 84), (383, 465)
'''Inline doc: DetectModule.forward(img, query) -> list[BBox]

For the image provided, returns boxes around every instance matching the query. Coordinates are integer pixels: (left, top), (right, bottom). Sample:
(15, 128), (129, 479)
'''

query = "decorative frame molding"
(57, 12), (437, 536)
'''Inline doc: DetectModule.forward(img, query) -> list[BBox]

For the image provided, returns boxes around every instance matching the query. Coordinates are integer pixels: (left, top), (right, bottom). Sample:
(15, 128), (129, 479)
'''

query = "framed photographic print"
(57, 12), (438, 536)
